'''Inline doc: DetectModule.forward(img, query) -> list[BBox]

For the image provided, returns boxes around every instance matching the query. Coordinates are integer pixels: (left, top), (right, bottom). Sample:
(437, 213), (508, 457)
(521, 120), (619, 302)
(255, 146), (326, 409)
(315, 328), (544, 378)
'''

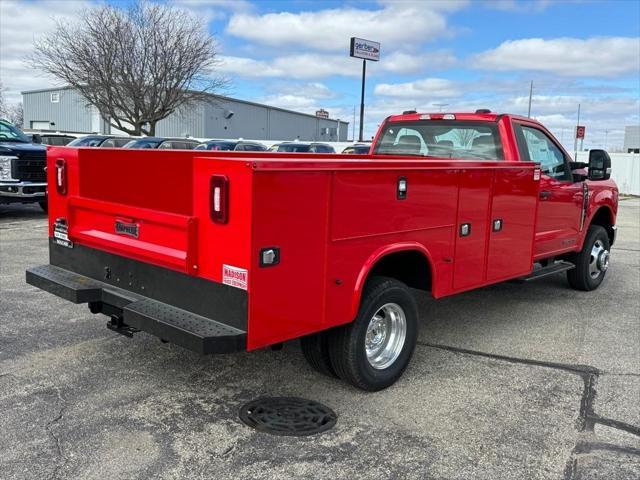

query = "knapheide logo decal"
(222, 264), (248, 290)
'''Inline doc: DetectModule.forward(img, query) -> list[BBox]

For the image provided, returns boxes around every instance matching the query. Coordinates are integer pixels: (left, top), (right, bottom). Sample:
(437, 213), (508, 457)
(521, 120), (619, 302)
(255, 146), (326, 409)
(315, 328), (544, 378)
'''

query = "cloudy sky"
(1, 0), (639, 149)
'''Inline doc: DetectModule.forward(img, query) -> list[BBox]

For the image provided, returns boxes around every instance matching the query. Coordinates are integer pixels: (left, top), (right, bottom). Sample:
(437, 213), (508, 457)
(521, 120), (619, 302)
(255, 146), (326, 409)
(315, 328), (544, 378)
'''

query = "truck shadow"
(0, 203), (47, 222)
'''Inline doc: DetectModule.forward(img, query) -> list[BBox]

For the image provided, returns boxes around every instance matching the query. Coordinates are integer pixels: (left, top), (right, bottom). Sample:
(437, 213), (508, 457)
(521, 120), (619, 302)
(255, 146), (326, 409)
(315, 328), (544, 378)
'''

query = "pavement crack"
(417, 342), (599, 376)
(590, 416), (640, 437)
(574, 441), (640, 457)
(418, 342), (640, 478)
(44, 386), (68, 480)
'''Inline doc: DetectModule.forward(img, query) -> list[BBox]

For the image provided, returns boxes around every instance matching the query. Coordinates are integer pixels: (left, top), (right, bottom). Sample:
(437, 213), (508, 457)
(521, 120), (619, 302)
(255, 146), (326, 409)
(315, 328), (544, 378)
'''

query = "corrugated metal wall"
(23, 88), (94, 133)
(23, 88), (349, 141)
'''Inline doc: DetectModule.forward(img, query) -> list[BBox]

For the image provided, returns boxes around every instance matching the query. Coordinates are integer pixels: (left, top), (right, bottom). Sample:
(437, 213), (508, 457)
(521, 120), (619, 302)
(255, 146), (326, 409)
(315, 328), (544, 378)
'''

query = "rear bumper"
(27, 264), (246, 354)
(26, 240), (248, 354)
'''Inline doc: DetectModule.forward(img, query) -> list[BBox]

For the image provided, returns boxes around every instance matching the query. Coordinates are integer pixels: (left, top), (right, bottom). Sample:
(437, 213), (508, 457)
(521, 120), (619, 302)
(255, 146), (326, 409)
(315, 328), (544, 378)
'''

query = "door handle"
(539, 191), (552, 200)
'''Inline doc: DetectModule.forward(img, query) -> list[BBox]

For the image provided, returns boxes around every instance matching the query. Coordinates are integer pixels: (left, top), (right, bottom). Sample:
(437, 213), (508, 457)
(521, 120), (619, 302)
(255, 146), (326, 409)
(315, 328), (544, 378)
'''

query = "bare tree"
(31, 1), (225, 136)
(0, 82), (6, 120)
(7, 103), (24, 128)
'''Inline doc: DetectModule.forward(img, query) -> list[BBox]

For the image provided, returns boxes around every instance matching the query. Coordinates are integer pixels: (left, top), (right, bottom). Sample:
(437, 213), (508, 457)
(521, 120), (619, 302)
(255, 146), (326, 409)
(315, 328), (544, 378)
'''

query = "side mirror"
(588, 149), (612, 181)
(31, 134), (42, 144)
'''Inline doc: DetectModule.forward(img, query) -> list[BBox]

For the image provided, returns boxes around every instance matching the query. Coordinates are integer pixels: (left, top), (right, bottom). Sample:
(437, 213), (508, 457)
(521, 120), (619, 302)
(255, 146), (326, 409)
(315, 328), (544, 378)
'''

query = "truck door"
(513, 122), (583, 258)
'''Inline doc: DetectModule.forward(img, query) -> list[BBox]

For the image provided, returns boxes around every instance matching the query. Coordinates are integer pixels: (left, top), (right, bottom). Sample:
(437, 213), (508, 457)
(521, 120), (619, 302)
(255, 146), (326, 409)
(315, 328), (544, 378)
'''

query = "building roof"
(21, 86), (348, 124)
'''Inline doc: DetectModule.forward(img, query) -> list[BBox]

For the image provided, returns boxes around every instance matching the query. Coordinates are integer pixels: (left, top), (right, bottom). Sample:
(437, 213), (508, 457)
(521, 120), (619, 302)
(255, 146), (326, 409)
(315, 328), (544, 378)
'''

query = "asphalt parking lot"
(1, 200), (638, 480)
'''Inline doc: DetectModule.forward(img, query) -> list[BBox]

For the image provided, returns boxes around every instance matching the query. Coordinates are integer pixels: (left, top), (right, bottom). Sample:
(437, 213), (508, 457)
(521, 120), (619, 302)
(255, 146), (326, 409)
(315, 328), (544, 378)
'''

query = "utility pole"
(604, 129), (609, 149)
(433, 103), (448, 112)
(573, 103), (581, 160)
(527, 80), (533, 118)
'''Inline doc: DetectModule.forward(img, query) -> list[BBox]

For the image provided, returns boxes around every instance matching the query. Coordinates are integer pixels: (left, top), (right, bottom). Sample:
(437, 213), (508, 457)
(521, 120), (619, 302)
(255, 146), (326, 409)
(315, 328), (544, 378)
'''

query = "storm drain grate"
(239, 397), (337, 436)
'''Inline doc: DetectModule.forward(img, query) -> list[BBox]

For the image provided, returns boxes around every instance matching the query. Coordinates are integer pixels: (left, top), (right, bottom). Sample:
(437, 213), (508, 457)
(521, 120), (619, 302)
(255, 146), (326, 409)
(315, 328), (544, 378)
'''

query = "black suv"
(67, 135), (131, 148)
(122, 137), (201, 150)
(0, 120), (48, 211)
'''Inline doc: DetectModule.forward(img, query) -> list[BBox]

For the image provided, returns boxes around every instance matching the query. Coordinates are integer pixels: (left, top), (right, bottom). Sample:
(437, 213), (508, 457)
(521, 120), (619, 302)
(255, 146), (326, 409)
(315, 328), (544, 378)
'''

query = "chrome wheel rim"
(589, 239), (609, 279)
(365, 303), (407, 370)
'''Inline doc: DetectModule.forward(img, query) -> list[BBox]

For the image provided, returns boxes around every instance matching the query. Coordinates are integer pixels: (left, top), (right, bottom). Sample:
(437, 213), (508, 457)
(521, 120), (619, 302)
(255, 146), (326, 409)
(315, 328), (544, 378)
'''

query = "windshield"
(123, 139), (161, 149)
(277, 144), (311, 153)
(0, 120), (29, 143)
(68, 136), (107, 147)
(373, 121), (503, 160)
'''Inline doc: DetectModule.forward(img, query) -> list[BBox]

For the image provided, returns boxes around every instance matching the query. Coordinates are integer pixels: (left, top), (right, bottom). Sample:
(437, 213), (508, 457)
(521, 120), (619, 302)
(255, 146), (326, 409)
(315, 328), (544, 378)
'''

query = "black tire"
(328, 276), (418, 391)
(38, 200), (48, 213)
(300, 331), (338, 378)
(567, 225), (610, 291)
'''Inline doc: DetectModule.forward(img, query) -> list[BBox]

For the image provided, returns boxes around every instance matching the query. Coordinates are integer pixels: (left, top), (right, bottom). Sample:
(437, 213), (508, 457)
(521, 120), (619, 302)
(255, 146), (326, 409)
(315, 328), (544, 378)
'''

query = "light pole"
(433, 103), (448, 112)
(527, 80), (533, 118)
(604, 129), (609, 149)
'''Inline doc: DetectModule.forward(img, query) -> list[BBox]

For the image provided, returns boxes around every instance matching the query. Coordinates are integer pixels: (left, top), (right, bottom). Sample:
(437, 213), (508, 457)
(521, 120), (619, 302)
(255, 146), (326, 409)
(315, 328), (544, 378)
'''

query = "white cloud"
(380, 51), (457, 74)
(218, 54), (361, 79)
(0, 0), (89, 103)
(483, 0), (554, 12)
(226, 2), (462, 51)
(218, 49), (456, 80)
(374, 78), (459, 99)
(473, 37), (640, 77)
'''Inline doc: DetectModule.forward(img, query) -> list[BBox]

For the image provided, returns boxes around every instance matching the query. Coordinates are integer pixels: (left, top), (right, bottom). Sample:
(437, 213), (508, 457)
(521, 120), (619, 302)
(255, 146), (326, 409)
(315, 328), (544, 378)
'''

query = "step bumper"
(26, 264), (246, 354)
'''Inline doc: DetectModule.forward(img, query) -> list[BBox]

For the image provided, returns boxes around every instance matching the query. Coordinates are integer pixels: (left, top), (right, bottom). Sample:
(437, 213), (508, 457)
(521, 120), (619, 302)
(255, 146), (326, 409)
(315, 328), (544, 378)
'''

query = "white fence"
(577, 152), (640, 196)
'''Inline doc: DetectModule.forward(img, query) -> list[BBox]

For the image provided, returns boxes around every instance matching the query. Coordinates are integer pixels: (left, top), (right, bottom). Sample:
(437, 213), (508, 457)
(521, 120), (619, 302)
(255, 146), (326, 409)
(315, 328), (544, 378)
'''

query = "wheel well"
(367, 250), (432, 292)
(589, 207), (614, 244)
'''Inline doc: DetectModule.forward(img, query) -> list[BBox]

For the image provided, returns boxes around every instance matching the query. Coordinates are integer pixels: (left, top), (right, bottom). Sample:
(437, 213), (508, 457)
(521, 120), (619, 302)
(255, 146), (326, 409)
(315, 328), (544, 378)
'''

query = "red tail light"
(210, 175), (229, 224)
(55, 158), (67, 195)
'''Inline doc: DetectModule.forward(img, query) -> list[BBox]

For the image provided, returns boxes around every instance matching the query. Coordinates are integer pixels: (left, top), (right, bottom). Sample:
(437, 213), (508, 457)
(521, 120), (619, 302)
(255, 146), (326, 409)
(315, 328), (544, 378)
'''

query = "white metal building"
(623, 125), (640, 153)
(22, 86), (349, 142)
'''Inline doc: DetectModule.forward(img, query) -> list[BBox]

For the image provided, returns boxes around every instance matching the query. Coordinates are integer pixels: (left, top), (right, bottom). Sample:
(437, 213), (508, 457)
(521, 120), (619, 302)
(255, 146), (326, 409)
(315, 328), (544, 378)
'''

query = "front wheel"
(567, 225), (611, 291)
(328, 276), (418, 391)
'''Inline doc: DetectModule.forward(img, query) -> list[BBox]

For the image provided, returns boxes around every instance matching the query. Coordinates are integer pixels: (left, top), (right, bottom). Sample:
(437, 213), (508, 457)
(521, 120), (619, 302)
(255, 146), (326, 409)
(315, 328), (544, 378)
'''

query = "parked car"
(26, 133), (77, 146)
(342, 143), (371, 154)
(196, 140), (267, 152)
(273, 142), (335, 153)
(27, 111), (618, 391)
(67, 135), (131, 148)
(123, 137), (200, 150)
(0, 119), (48, 211)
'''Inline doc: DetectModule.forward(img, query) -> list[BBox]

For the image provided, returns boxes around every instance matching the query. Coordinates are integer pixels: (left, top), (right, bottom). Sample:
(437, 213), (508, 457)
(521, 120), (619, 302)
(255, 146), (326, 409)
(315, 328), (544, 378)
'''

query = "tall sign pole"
(350, 37), (380, 142)
(359, 59), (366, 142)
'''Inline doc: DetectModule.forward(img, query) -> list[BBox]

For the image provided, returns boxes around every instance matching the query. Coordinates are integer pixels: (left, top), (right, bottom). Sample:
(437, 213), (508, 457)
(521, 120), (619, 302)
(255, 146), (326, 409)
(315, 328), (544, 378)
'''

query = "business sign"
(576, 125), (586, 139)
(350, 37), (380, 61)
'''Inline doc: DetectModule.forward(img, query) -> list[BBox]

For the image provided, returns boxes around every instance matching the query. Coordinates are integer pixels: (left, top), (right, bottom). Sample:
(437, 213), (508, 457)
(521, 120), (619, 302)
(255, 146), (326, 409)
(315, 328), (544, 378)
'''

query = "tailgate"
(67, 196), (198, 274)
(48, 148), (200, 274)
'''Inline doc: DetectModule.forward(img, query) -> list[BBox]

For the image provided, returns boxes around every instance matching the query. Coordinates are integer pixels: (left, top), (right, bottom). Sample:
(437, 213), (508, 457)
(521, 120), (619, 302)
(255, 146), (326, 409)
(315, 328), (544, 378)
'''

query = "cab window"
(373, 121), (503, 160)
(516, 125), (571, 181)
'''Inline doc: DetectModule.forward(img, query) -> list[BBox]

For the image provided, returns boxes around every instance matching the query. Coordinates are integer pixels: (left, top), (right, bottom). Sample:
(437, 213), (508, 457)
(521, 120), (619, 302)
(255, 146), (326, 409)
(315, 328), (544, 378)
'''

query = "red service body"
(27, 112), (618, 390)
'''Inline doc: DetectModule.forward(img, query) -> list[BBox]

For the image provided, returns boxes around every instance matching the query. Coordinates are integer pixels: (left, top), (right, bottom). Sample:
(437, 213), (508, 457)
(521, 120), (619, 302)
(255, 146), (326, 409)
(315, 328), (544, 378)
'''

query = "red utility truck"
(27, 111), (618, 391)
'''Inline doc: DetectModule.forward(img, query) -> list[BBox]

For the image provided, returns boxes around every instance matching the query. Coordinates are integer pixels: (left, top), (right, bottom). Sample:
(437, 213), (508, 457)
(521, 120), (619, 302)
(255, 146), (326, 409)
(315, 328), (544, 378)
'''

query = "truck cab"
(0, 119), (48, 210)
(372, 111), (617, 282)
